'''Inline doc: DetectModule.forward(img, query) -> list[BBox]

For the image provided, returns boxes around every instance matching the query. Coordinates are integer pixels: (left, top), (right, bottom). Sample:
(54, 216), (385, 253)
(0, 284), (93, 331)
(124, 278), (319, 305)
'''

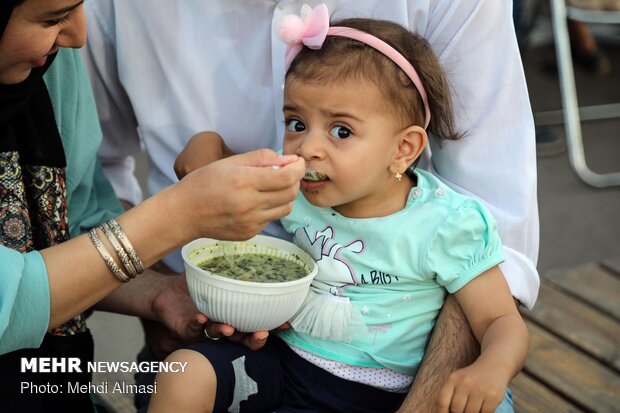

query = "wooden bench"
(512, 257), (620, 413)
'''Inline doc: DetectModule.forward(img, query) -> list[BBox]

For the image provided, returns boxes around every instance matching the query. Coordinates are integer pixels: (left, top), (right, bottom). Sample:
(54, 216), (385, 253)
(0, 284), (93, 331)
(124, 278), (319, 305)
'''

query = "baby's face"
(282, 77), (408, 218)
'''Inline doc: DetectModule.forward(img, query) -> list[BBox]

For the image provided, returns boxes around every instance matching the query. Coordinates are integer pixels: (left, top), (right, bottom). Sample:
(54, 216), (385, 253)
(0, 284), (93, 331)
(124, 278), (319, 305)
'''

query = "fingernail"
(278, 155), (297, 161)
(272, 165), (281, 170)
(257, 331), (269, 340)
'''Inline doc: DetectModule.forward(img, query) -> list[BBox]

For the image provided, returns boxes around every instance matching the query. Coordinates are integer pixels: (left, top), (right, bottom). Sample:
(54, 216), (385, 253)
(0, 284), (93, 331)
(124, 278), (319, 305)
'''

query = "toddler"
(150, 5), (528, 413)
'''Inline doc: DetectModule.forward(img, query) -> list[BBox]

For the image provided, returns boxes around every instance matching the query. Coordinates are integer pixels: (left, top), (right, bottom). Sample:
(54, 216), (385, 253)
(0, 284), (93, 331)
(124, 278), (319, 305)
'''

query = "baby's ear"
(392, 125), (428, 169)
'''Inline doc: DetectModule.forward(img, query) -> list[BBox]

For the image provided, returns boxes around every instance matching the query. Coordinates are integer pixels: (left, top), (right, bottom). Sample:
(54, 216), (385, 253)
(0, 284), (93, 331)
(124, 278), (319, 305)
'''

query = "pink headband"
(277, 4), (431, 129)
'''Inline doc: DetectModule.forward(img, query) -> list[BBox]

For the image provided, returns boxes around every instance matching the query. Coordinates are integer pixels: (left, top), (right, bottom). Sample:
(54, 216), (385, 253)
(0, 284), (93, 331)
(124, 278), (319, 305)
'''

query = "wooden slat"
(521, 282), (620, 371)
(524, 322), (620, 413)
(543, 263), (620, 320)
(511, 372), (584, 413)
(603, 256), (620, 278)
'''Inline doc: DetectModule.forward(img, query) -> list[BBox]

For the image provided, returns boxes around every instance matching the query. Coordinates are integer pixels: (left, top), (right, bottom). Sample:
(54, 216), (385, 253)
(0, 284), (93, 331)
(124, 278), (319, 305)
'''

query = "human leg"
(151, 339), (285, 413)
(149, 348), (217, 413)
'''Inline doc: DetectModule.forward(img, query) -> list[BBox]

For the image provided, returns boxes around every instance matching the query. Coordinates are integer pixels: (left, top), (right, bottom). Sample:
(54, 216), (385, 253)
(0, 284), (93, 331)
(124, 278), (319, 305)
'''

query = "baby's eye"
(286, 119), (306, 132)
(329, 126), (352, 139)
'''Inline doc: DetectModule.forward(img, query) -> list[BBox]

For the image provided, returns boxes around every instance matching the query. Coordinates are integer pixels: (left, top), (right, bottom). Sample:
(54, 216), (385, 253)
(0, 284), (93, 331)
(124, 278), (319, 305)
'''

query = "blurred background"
(518, 1), (620, 271)
(88, 2), (620, 411)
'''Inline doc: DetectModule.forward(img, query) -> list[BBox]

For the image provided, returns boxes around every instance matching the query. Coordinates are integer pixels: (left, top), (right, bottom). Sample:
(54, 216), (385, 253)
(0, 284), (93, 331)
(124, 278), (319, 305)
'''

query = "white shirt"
(82, 0), (540, 308)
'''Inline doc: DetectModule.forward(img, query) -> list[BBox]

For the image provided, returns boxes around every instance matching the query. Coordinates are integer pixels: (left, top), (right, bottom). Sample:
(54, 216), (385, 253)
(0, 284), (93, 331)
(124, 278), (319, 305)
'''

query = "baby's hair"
(286, 18), (463, 142)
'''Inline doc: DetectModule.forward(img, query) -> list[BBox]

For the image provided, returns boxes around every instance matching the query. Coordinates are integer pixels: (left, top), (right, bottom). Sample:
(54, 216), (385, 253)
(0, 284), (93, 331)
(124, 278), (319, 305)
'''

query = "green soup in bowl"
(198, 253), (309, 283)
(182, 235), (318, 332)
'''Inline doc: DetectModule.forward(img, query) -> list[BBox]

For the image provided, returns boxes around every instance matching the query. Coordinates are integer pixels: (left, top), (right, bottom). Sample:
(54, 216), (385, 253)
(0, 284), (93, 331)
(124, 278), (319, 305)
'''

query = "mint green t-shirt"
(279, 169), (504, 376)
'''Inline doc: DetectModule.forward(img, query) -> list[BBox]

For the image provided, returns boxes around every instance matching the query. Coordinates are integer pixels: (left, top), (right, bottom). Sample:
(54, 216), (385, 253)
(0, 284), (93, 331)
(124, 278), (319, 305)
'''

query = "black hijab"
(0, 0), (65, 166)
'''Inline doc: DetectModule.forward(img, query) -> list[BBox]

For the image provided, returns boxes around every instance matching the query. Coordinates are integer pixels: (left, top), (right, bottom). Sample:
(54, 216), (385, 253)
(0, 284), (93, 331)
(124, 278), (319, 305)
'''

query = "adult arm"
(43, 150), (304, 327)
(396, 296), (478, 413)
(94, 269), (207, 343)
(95, 264), (269, 353)
(438, 267), (528, 413)
(420, 0), (539, 309)
(0, 151), (304, 355)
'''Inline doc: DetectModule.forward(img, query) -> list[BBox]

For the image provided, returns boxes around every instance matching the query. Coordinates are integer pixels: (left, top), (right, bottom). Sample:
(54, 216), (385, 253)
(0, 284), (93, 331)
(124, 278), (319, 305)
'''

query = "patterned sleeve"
(425, 200), (505, 294)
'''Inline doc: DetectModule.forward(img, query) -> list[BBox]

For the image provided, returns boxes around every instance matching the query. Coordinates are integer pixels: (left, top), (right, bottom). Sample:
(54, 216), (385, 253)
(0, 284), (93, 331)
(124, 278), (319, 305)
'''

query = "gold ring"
(203, 326), (220, 341)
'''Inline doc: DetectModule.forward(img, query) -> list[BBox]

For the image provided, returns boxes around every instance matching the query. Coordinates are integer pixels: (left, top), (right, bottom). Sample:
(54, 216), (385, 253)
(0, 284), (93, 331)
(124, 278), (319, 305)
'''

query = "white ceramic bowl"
(182, 235), (318, 332)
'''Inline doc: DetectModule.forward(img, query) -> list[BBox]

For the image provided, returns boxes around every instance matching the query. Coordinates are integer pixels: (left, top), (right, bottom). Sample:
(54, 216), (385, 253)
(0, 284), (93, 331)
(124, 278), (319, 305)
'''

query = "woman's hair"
(286, 18), (463, 142)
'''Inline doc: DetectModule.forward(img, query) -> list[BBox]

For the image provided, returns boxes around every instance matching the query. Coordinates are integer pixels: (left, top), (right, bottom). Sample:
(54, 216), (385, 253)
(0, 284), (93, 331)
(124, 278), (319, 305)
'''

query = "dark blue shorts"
(186, 337), (406, 413)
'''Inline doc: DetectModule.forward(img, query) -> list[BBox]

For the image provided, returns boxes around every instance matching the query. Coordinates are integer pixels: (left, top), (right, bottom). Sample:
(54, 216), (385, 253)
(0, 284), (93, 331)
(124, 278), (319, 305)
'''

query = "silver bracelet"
(100, 222), (138, 278)
(106, 218), (145, 274)
(88, 228), (130, 283)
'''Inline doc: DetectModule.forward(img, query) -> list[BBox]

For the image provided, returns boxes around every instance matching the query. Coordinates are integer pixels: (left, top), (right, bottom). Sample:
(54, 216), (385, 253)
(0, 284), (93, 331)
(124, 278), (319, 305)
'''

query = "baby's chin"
(300, 189), (332, 207)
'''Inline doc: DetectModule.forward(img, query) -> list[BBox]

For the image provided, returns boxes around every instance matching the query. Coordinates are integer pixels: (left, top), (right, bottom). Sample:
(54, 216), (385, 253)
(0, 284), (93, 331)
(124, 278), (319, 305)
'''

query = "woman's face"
(0, 0), (86, 84)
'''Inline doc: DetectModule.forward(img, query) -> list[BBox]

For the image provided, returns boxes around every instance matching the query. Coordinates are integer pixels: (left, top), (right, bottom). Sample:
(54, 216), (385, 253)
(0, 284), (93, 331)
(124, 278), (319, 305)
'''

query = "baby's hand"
(437, 361), (508, 413)
(174, 131), (233, 179)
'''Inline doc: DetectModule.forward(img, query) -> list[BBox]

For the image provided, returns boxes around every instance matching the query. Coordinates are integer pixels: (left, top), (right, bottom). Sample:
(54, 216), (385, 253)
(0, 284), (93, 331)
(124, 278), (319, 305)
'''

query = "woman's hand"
(201, 321), (291, 352)
(170, 148), (306, 242)
(149, 272), (275, 356)
(150, 273), (208, 343)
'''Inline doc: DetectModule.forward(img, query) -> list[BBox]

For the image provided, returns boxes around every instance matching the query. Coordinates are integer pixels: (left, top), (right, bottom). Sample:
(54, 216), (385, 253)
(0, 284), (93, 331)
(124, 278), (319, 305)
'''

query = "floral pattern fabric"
(0, 151), (85, 336)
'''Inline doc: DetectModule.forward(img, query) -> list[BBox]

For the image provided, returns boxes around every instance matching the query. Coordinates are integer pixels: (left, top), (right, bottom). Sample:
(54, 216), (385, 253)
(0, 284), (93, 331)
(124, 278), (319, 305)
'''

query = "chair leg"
(550, 0), (620, 187)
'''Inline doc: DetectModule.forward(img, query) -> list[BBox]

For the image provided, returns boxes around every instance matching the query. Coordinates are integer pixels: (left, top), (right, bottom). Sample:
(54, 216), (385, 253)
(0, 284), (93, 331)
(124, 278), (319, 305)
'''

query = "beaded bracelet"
(88, 228), (130, 283)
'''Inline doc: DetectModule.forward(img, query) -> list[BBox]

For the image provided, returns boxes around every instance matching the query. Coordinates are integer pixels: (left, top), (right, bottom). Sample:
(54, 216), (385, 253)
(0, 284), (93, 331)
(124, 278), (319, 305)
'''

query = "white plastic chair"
(548, 0), (620, 187)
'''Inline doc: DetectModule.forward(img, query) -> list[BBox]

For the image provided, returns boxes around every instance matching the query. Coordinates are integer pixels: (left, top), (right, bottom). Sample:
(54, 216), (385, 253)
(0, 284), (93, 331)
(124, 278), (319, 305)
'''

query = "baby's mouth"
(303, 169), (328, 182)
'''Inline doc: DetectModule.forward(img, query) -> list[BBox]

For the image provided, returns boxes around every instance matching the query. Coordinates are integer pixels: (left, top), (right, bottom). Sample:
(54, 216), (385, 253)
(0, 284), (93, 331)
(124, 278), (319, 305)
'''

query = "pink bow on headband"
(276, 3), (431, 129)
(278, 4), (330, 68)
